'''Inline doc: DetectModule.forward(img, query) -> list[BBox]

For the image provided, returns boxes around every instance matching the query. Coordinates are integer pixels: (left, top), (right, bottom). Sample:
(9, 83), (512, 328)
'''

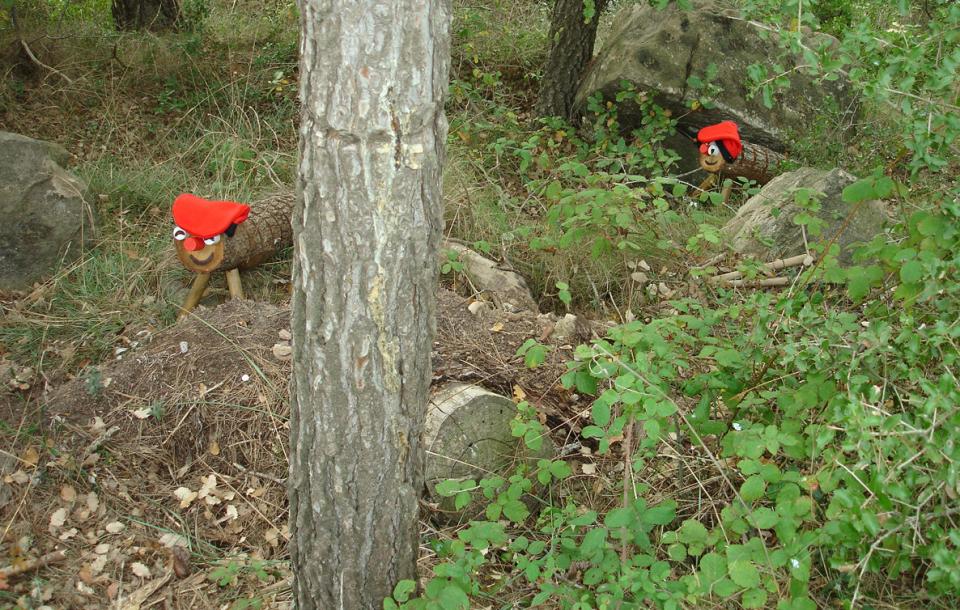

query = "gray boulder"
(575, 1), (856, 170)
(723, 167), (888, 266)
(0, 131), (96, 291)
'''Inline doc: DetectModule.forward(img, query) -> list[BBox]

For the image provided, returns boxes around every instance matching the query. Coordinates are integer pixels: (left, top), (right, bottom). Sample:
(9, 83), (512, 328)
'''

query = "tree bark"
(111, 0), (179, 31)
(289, 0), (450, 608)
(535, 0), (609, 120)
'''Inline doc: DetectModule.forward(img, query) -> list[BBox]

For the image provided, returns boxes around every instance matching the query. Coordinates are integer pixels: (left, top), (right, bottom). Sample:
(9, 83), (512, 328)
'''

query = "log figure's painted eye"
(173, 226), (188, 240)
(203, 235), (221, 246)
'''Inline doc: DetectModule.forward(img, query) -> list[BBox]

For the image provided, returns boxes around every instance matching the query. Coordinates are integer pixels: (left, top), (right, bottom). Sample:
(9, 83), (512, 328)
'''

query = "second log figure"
(682, 121), (786, 203)
(171, 191), (294, 316)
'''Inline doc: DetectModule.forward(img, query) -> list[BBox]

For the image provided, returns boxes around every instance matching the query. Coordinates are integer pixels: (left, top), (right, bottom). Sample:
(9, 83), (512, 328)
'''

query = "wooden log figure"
(681, 121), (786, 202)
(171, 191), (294, 316)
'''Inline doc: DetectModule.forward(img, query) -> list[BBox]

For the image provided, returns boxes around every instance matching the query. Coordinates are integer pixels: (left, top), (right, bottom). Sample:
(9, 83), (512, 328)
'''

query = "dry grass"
(1, 288), (619, 607)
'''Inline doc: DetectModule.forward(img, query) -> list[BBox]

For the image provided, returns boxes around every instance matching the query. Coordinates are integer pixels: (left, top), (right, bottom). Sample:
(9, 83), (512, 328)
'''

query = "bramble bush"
(391, 0), (959, 608)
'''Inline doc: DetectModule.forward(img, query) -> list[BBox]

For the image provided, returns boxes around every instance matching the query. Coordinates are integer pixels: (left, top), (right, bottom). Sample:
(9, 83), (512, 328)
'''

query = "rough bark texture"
(289, 0), (451, 608)
(535, 0), (609, 120)
(111, 0), (179, 31)
(220, 191), (295, 271)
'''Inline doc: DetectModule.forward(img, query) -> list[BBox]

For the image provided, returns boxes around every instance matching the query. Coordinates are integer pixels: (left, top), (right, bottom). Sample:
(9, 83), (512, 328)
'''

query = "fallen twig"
(709, 253), (813, 283)
(690, 252), (727, 271)
(82, 425), (120, 462)
(18, 39), (74, 85)
(0, 549), (67, 580)
(727, 277), (790, 288)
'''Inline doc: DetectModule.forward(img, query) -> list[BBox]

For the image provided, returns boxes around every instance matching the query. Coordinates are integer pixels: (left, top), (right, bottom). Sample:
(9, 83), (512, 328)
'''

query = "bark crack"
(681, 32), (701, 99)
(389, 92), (402, 169)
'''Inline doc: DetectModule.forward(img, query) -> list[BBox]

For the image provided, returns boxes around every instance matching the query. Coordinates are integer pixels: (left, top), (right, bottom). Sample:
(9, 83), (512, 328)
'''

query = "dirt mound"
(2, 290), (601, 606)
(434, 289), (598, 428)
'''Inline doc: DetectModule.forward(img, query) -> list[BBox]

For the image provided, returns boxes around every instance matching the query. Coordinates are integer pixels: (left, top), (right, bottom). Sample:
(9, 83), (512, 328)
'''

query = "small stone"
(272, 343), (292, 360)
(467, 301), (490, 316)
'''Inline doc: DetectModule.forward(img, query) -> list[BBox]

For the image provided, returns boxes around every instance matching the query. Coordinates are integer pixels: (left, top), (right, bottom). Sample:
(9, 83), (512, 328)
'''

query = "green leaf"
(899, 260), (924, 284)
(643, 501), (677, 525)
(436, 584), (469, 610)
(502, 499), (529, 523)
(749, 507), (778, 529)
(592, 399), (611, 426)
(699, 552), (726, 583)
(677, 519), (708, 545)
(524, 344), (549, 368)
(668, 543), (687, 561)
(545, 180), (562, 200)
(435, 479), (472, 497)
(580, 527), (608, 556)
(742, 588), (768, 608)
(549, 460), (572, 479)
(575, 371), (597, 395)
(392, 580), (416, 603)
(714, 577), (738, 596)
(874, 176), (895, 198)
(454, 491), (471, 511)
(605, 507), (633, 528)
(846, 265), (884, 301)
(524, 427), (544, 451)
(740, 476), (766, 502)
(728, 560), (760, 588)
(582, 425), (605, 438)
(715, 348), (744, 367)
(841, 177), (876, 203)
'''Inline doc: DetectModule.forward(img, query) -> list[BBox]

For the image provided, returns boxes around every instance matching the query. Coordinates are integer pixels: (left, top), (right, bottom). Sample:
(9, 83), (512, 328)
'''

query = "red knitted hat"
(172, 194), (250, 239)
(697, 121), (742, 161)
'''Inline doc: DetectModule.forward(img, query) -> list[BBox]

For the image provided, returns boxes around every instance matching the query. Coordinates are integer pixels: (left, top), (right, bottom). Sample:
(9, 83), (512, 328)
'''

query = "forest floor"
(2, 287), (613, 608)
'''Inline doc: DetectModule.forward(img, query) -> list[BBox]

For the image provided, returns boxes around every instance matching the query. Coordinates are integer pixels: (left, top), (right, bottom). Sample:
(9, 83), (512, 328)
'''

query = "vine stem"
(620, 414), (635, 565)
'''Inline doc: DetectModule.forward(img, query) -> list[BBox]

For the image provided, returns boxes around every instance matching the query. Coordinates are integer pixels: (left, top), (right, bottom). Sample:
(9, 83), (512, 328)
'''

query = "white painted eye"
(203, 235), (221, 246)
(707, 142), (721, 156)
(172, 226), (188, 240)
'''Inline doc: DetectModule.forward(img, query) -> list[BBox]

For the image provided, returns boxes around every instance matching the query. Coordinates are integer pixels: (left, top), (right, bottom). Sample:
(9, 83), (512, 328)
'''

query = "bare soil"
(0, 289), (604, 607)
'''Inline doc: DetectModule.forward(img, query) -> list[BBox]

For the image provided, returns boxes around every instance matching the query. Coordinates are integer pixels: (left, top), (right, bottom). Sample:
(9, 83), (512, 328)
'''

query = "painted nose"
(184, 236), (205, 251)
(699, 142), (709, 154)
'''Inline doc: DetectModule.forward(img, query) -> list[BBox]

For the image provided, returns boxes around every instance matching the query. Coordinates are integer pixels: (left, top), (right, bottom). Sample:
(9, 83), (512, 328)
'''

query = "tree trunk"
(535, 0), (609, 120)
(289, 0), (450, 608)
(111, 0), (179, 31)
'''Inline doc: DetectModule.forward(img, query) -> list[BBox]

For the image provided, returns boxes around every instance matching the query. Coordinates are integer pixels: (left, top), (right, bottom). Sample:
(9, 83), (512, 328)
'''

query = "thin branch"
(9, 4), (74, 85)
(0, 550), (67, 580)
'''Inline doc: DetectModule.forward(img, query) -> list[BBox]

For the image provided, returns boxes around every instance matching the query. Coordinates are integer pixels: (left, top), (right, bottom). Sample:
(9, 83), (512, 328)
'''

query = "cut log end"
(424, 383), (555, 525)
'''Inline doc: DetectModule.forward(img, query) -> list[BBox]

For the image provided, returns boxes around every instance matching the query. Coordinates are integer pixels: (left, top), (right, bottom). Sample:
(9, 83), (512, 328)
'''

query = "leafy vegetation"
(397, 1), (960, 608)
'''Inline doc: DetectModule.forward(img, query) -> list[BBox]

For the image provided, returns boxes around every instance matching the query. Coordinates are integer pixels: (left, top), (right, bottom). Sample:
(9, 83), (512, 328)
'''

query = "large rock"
(723, 167), (888, 266)
(0, 132), (95, 291)
(575, 1), (856, 169)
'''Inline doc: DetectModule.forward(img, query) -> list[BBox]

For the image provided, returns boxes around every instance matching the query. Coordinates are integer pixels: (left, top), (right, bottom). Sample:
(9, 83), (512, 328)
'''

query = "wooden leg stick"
(225, 268), (245, 300)
(721, 181), (733, 205)
(180, 272), (210, 317)
(698, 173), (718, 192)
